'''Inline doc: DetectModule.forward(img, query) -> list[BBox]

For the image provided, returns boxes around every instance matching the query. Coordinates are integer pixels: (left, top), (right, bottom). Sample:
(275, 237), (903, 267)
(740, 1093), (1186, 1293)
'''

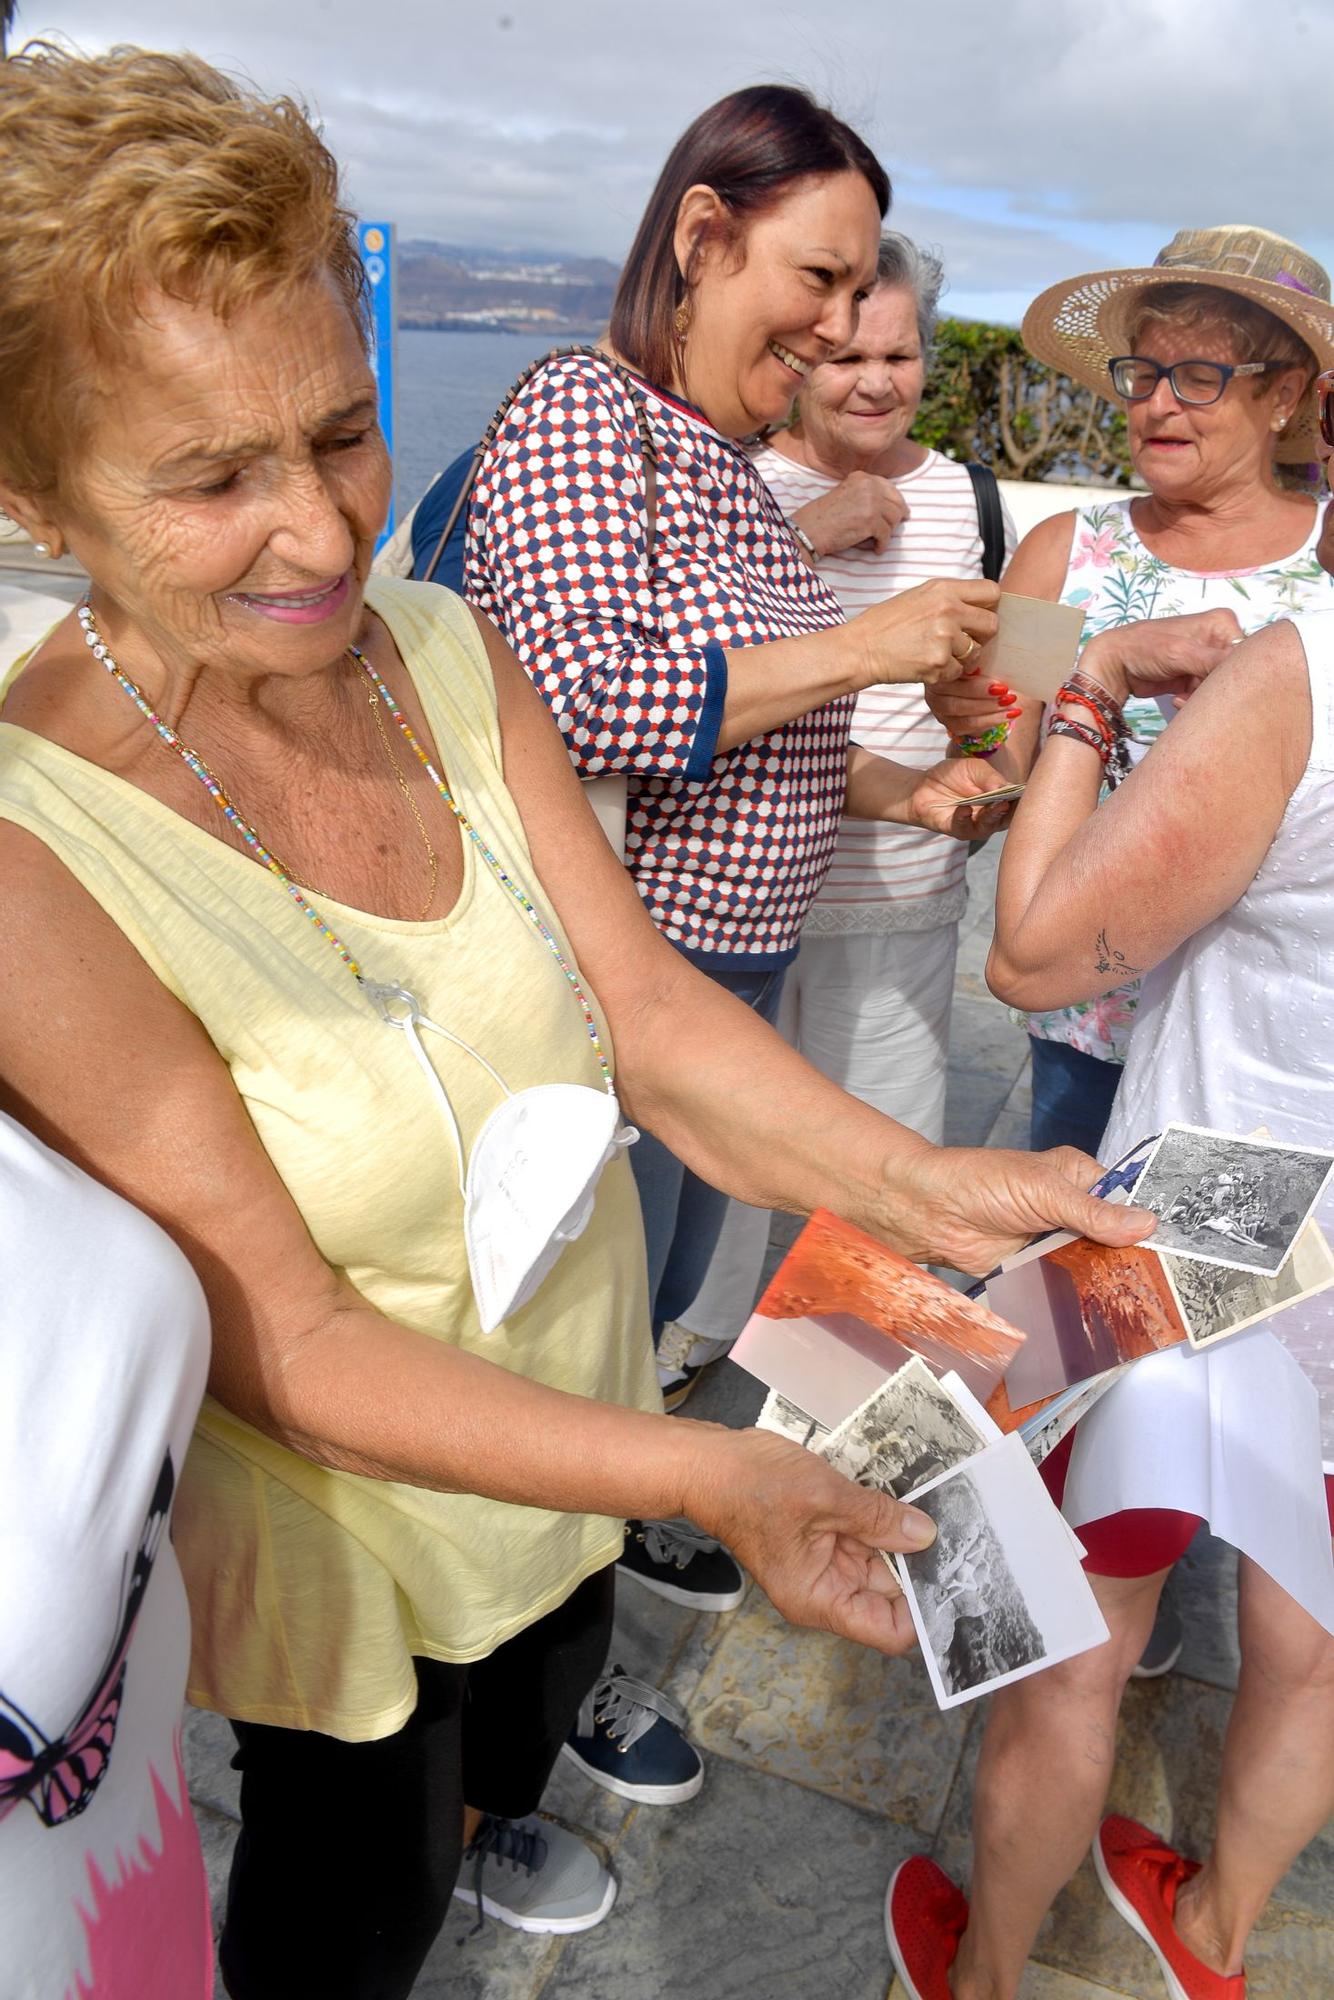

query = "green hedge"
(913, 318), (1133, 485)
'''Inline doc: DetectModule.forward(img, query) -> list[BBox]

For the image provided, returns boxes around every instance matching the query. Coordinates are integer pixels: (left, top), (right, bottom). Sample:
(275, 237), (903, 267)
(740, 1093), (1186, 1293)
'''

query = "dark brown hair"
(610, 85), (890, 391)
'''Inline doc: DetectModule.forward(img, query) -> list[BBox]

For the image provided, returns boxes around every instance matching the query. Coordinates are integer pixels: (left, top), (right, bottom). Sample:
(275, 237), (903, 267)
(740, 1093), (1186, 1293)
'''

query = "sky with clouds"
(14, 0), (1334, 324)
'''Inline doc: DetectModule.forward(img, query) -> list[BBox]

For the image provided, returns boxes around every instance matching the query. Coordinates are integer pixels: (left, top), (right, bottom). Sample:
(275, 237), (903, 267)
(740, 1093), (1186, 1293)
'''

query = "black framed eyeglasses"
(1108, 354), (1285, 406)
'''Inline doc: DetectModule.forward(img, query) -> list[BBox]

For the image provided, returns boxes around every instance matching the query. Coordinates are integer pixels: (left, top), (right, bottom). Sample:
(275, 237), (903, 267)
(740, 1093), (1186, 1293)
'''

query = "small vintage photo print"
(986, 1233), (1187, 1410)
(894, 1435), (1109, 1710)
(1133, 1125), (1334, 1275)
(1161, 1222), (1334, 1348)
(755, 1389), (830, 1450)
(817, 1357), (995, 1499)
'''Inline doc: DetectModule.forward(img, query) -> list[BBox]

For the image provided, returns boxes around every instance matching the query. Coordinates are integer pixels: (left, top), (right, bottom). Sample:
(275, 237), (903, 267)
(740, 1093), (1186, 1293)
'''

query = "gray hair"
(873, 232), (947, 355)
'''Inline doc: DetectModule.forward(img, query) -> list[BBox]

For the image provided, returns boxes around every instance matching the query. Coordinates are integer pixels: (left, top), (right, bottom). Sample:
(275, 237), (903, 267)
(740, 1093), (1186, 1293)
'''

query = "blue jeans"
(1028, 1034), (1123, 1157)
(630, 962), (787, 1345)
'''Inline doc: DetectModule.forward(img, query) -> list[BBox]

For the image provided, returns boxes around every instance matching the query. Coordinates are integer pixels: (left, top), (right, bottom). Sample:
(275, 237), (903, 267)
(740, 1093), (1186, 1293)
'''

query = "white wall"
(997, 479), (1132, 542)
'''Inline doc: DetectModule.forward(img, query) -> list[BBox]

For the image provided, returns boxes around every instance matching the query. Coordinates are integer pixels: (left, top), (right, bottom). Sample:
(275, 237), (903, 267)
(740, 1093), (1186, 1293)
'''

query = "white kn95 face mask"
(362, 981), (636, 1333)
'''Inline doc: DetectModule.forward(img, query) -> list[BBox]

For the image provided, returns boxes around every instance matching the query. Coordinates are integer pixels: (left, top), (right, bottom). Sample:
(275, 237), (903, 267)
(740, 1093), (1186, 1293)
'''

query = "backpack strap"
(964, 461), (1006, 583)
(420, 344), (660, 584)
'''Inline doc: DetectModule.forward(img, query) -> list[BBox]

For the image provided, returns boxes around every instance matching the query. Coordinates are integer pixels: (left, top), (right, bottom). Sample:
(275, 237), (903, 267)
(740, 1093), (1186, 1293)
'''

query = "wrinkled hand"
(685, 1425), (931, 1655)
(793, 472), (909, 558)
(891, 755), (1019, 840)
(1080, 609), (1243, 706)
(849, 578), (1001, 690)
(874, 1140), (1157, 1275)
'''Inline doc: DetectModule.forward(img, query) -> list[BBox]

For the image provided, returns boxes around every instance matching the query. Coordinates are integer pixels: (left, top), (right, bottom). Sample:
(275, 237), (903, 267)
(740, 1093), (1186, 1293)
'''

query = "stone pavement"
(185, 843), (1334, 1998)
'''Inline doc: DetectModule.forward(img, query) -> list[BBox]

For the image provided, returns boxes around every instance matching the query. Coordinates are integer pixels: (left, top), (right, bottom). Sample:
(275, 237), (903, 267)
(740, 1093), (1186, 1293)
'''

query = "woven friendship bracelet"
(1053, 671), (1131, 785)
(1047, 715), (1111, 761)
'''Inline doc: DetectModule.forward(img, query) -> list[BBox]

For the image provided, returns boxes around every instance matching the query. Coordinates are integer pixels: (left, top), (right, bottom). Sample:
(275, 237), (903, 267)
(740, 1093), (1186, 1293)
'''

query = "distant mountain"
(398, 240), (619, 335)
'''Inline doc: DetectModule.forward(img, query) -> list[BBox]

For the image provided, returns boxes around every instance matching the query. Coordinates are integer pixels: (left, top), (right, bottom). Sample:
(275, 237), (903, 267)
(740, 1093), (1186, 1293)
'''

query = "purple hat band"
(1274, 270), (1318, 297)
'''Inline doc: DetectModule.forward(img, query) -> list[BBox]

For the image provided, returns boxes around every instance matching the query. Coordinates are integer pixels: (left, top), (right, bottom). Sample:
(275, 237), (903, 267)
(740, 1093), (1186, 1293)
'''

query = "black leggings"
(218, 1566), (615, 2000)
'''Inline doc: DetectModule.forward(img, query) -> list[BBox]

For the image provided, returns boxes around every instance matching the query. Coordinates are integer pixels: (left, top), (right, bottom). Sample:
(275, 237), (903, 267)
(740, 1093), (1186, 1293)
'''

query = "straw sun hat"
(1022, 224), (1334, 462)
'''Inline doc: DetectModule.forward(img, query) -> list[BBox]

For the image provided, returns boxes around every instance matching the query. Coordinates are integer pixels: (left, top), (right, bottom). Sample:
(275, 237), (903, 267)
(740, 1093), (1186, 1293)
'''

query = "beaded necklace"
(77, 599), (615, 1094)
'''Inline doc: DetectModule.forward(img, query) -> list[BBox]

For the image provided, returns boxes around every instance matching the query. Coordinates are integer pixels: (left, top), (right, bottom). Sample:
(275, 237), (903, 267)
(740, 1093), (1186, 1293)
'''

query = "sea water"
(394, 327), (571, 513)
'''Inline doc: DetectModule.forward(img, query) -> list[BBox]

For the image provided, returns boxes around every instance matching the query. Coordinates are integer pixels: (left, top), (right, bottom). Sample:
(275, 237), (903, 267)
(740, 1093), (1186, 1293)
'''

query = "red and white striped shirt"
(752, 444), (1015, 934)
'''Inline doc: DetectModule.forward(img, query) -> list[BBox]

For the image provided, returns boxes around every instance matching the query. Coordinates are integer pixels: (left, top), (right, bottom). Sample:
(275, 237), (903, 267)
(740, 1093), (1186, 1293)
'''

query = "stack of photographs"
(734, 1131), (1334, 1706)
(983, 1127), (1334, 1417)
(750, 1351), (1109, 1709)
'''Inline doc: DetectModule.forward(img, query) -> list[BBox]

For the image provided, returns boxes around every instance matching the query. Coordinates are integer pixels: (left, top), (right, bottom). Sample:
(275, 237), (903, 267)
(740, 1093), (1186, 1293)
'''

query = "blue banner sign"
(358, 221), (397, 547)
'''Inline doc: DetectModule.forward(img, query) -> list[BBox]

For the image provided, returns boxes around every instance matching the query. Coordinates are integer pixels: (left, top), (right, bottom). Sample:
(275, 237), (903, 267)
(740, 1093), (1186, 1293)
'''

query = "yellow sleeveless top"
(0, 579), (659, 1740)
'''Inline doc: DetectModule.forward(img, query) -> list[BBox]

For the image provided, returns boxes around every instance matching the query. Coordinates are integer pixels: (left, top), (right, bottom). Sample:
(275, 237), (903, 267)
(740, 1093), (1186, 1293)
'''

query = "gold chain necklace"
(227, 681), (438, 921)
(90, 624), (440, 920)
(365, 682), (439, 919)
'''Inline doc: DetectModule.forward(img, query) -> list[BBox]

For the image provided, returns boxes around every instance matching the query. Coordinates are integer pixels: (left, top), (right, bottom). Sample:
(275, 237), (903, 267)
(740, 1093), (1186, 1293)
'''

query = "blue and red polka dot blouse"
(464, 351), (855, 968)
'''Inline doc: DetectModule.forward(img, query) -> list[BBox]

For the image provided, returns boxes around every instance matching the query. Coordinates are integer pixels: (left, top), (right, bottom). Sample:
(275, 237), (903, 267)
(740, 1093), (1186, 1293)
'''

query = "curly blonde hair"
(0, 42), (367, 496)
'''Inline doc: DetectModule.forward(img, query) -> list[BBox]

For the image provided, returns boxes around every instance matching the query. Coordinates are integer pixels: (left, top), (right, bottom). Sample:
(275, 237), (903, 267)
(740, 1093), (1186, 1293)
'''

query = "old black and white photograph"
(1161, 1222), (1334, 1348)
(1134, 1124), (1334, 1275)
(817, 1356), (994, 1499)
(894, 1436), (1110, 1710)
(755, 1389), (830, 1450)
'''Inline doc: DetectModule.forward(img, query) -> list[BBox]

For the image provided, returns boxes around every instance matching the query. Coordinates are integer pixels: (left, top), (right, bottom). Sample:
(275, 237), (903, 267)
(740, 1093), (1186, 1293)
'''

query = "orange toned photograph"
(756, 1209), (1026, 1383)
(987, 1239), (1187, 1411)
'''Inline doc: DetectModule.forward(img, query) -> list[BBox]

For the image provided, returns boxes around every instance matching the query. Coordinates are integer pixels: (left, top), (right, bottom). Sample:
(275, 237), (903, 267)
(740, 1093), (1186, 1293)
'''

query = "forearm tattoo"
(1094, 927), (1144, 980)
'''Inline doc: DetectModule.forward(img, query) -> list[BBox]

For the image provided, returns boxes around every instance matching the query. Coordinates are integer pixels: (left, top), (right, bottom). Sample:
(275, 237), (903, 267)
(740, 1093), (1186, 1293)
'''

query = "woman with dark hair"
(465, 87), (1013, 1608)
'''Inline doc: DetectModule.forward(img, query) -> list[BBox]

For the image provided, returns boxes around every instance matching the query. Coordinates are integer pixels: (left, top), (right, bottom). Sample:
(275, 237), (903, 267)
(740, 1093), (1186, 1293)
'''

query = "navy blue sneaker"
(617, 1519), (745, 1611)
(561, 1665), (704, 1805)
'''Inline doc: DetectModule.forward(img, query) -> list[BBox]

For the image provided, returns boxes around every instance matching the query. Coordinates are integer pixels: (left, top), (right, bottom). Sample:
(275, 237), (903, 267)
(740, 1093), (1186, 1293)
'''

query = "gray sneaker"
(1129, 1577), (1184, 1679)
(452, 1814), (616, 1934)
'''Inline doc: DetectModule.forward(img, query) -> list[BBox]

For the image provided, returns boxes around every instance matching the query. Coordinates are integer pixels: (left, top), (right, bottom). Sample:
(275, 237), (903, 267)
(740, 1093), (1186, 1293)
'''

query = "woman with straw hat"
(886, 227), (1334, 2000)
(944, 226), (1334, 1163)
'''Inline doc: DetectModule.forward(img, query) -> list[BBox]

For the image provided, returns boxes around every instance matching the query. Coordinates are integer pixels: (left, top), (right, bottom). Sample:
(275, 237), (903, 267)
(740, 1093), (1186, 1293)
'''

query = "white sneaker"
(655, 1325), (732, 1411)
(452, 1814), (616, 1934)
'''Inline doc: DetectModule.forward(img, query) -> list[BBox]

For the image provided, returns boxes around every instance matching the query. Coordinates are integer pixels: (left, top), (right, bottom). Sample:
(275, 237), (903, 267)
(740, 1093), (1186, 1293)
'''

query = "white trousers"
(677, 924), (959, 1345)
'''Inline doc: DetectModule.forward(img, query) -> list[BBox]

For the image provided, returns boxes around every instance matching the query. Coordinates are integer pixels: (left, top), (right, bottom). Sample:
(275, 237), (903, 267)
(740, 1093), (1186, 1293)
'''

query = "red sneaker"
(884, 1855), (968, 2000)
(1094, 1815), (1246, 1999)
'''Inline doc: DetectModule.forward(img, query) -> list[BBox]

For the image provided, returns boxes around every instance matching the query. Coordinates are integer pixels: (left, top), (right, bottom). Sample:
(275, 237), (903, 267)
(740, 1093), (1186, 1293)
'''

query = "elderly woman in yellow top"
(0, 46), (1152, 2000)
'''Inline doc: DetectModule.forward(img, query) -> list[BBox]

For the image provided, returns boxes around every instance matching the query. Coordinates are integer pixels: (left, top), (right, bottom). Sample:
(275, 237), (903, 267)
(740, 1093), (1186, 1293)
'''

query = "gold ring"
(958, 635), (979, 664)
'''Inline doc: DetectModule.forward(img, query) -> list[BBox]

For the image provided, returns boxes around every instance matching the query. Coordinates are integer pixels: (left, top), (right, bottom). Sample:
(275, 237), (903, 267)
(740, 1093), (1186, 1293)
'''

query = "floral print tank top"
(1025, 495), (1334, 1064)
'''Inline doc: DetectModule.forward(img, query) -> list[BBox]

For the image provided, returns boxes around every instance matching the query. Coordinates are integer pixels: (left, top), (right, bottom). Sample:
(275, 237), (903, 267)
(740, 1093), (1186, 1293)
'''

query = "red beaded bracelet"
(1053, 687), (1116, 747)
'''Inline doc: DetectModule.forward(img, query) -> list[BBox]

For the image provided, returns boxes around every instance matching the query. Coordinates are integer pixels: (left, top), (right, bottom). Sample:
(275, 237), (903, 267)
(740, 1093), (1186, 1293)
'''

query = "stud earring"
(1272, 416), (1288, 433)
(33, 541), (51, 557)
